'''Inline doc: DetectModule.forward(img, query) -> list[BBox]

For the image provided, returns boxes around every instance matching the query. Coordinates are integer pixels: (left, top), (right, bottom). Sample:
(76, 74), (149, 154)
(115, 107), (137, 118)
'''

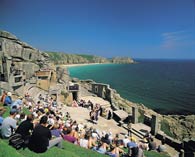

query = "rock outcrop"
(0, 30), (51, 80)
(111, 57), (135, 64)
(0, 30), (54, 93)
(162, 115), (195, 140)
(56, 67), (70, 83)
(47, 52), (109, 64)
(47, 52), (135, 65)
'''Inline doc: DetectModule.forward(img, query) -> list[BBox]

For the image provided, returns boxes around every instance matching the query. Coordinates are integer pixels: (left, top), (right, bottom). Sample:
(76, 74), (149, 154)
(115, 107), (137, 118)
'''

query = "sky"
(0, 0), (195, 59)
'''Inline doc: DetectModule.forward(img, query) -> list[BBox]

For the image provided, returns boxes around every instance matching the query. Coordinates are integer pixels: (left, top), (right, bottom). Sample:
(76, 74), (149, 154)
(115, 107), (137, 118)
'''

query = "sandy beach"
(57, 63), (110, 68)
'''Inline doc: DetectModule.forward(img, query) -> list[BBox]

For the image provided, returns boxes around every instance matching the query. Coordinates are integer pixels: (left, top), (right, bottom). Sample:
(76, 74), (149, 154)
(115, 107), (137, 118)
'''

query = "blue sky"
(0, 0), (195, 59)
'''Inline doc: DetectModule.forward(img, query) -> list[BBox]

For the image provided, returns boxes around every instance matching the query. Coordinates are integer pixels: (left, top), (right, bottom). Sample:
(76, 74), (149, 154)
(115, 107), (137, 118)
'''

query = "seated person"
(0, 91), (7, 103)
(0, 113), (4, 127)
(51, 124), (63, 137)
(79, 134), (90, 149)
(11, 97), (23, 111)
(94, 141), (109, 154)
(148, 138), (157, 151)
(123, 134), (130, 148)
(28, 116), (63, 153)
(15, 114), (34, 143)
(1, 109), (17, 138)
(157, 139), (166, 152)
(107, 141), (124, 157)
(4, 92), (12, 106)
(63, 127), (76, 143)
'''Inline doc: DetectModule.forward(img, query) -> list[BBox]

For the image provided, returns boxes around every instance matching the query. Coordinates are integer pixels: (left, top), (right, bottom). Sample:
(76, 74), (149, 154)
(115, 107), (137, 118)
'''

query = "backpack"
(9, 133), (24, 149)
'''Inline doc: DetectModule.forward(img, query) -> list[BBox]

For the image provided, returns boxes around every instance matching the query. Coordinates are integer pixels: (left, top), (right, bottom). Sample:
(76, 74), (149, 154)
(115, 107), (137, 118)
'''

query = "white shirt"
(79, 139), (88, 149)
(123, 138), (130, 147)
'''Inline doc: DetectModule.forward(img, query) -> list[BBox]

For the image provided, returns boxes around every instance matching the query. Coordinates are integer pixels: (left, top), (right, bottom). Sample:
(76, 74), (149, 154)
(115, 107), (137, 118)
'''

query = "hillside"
(46, 51), (135, 64)
(47, 52), (109, 64)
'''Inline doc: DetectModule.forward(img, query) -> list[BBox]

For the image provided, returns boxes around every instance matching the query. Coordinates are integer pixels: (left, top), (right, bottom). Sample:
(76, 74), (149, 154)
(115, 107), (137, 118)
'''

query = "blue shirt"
(11, 99), (22, 109)
(4, 96), (12, 106)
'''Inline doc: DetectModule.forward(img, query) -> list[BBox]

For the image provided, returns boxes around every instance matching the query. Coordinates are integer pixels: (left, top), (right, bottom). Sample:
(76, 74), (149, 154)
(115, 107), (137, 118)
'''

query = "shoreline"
(57, 63), (111, 68)
(63, 63), (195, 116)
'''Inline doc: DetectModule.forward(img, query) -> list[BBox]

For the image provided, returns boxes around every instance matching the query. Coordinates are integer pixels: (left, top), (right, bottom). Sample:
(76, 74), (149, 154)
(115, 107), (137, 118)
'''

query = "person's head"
(40, 115), (48, 124)
(84, 134), (90, 140)
(66, 127), (72, 134)
(20, 113), (25, 119)
(105, 133), (109, 139)
(10, 109), (17, 116)
(27, 114), (34, 122)
(7, 92), (12, 97)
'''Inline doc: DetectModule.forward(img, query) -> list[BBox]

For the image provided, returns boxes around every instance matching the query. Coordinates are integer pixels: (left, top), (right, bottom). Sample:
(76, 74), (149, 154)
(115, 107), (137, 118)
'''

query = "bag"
(9, 133), (24, 149)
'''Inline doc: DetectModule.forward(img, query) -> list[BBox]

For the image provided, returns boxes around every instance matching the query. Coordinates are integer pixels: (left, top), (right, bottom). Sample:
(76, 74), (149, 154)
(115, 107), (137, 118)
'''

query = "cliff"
(111, 57), (135, 64)
(0, 30), (51, 80)
(47, 52), (109, 64)
(47, 51), (135, 64)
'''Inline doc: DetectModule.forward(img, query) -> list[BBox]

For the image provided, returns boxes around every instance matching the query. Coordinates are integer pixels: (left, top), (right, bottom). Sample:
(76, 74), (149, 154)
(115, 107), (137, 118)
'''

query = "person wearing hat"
(0, 109), (17, 138)
(3, 92), (12, 106)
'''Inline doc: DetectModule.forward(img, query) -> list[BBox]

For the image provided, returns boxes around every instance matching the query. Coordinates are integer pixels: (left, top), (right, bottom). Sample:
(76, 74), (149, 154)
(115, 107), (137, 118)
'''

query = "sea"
(68, 59), (195, 115)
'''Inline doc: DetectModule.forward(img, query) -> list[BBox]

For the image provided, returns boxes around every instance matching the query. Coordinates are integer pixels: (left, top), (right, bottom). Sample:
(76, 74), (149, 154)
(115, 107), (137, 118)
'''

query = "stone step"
(123, 124), (146, 139)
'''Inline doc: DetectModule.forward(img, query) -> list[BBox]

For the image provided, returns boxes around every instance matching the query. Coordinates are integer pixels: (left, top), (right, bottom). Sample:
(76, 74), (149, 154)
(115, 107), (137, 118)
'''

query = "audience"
(0, 91), (168, 157)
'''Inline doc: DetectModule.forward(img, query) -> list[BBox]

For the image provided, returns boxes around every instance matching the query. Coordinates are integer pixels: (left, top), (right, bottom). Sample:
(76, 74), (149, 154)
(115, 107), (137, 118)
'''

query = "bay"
(68, 59), (195, 115)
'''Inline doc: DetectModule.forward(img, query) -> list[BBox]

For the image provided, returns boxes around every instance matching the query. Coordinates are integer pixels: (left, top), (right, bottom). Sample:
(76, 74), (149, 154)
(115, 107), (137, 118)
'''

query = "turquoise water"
(68, 59), (195, 115)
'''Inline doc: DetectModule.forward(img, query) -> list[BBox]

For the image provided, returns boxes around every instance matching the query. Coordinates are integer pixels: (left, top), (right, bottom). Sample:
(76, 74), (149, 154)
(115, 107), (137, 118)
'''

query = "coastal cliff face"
(162, 115), (195, 140)
(47, 51), (135, 64)
(47, 52), (109, 64)
(111, 57), (135, 64)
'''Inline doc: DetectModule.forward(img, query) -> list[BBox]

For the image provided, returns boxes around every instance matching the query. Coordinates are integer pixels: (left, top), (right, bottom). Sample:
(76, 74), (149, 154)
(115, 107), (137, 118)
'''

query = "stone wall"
(0, 30), (50, 92)
(91, 83), (112, 102)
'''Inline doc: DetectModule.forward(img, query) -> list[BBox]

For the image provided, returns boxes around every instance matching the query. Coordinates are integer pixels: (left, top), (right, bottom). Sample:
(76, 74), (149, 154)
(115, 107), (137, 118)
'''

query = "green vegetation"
(2, 106), (31, 118)
(0, 139), (107, 157)
(161, 119), (176, 138)
(46, 51), (134, 65)
(76, 54), (94, 60)
(46, 51), (107, 64)
(2, 106), (10, 118)
(144, 150), (170, 157)
(0, 139), (171, 157)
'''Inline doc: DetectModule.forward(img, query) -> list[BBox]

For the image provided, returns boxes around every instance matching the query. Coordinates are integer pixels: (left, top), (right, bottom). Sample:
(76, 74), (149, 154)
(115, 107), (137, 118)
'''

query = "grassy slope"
(0, 139), (107, 157)
(0, 139), (170, 157)
(144, 151), (170, 157)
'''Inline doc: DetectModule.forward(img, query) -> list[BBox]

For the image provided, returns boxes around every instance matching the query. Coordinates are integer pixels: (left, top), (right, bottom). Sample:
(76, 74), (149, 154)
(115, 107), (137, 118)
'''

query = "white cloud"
(161, 30), (195, 49)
